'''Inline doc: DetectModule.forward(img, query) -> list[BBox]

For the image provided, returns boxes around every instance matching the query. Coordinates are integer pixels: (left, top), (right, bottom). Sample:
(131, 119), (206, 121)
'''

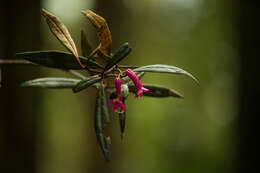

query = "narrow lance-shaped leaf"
(41, 9), (86, 68)
(72, 75), (102, 93)
(81, 30), (93, 57)
(104, 136), (111, 156)
(118, 111), (126, 140)
(21, 77), (80, 89)
(82, 10), (112, 57)
(100, 82), (110, 126)
(94, 87), (110, 161)
(104, 136), (111, 161)
(128, 84), (184, 98)
(104, 43), (132, 71)
(134, 64), (198, 83)
(15, 51), (102, 70)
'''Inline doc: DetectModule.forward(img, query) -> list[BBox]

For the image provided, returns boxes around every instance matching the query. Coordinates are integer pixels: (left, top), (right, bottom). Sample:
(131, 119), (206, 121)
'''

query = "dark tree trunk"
(237, 1), (258, 173)
(0, 1), (42, 173)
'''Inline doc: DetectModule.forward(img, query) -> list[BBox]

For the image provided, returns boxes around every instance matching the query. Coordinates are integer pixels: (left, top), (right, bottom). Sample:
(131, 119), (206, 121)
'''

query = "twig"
(0, 59), (134, 82)
(68, 70), (87, 80)
(0, 59), (36, 65)
(0, 59), (88, 81)
(118, 65), (139, 69)
(0, 66), (2, 88)
(0, 59), (139, 69)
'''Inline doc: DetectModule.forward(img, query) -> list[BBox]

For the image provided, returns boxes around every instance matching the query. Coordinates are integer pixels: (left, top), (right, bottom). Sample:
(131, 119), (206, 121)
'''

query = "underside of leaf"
(21, 77), (80, 88)
(134, 64), (199, 83)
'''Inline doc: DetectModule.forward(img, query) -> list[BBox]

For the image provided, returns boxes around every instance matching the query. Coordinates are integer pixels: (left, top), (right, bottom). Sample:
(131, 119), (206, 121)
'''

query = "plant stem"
(118, 65), (139, 68)
(67, 70), (87, 80)
(0, 59), (139, 69)
(0, 59), (137, 83)
(0, 59), (36, 65)
(0, 59), (88, 81)
(0, 66), (2, 88)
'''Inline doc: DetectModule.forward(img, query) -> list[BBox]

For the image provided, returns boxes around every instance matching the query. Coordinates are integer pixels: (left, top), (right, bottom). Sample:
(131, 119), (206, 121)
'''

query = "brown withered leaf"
(82, 10), (112, 59)
(41, 9), (86, 68)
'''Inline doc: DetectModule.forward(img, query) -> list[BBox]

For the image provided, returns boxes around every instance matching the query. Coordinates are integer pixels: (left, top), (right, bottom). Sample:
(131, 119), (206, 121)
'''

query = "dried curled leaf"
(128, 84), (184, 98)
(41, 9), (86, 68)
(82, 10), (112, 58)
(21, 77), (80, 88)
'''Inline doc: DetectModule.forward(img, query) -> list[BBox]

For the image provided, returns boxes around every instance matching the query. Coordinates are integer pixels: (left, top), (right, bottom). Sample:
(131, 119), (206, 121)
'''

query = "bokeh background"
(0, 0), (257, 173)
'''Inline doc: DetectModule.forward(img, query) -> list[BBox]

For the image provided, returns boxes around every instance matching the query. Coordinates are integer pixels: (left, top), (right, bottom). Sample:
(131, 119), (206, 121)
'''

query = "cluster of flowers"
(109, 69), (149, 111)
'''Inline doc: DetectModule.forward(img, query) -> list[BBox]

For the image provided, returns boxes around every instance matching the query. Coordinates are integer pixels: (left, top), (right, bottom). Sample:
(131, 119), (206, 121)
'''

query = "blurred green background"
(1, 0), (240, 173)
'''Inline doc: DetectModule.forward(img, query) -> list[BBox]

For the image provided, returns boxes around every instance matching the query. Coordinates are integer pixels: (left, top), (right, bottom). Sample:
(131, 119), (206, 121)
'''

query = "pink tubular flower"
(125, 69), (149, 97)
(109, 78), (126, 111)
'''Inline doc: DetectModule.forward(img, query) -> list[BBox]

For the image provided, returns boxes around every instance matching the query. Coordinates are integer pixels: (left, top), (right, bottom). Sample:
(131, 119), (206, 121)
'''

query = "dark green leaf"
(95, 88), (103, 133)
(134, 64), (198, 83)
(104, 43), (131, 71)
(100, 82), (110, 125)
(94, 87), (110, 161)
(21, 77), (80, 88)
(118, 111), (126, 140)
(72, 75), (102, 93)
(104, 136), (111, 161)
(15, 51), (102, 70)
(128, 84), (184, 98)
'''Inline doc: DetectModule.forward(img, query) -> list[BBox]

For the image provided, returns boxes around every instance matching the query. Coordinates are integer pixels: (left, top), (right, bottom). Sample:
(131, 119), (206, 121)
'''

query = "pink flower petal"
(142, 87), (150, 93)
(125, 69), (150, 98)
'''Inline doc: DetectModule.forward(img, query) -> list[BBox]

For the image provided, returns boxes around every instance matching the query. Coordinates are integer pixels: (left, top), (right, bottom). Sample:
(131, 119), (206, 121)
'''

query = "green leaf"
(118, 111), (126, 140)
(128, 84), (184, 98)
(72, 75), (102, 93)
(104, 42), (132, 71)
(94, 87), (110, 161)
(15, 51), (102, 70)
(21, 77), (80, 88)
(104, 136), (111, 156)
(95, 88), (103, 133)
(134, 64), (198, 83)
(100, 82), (110, 125)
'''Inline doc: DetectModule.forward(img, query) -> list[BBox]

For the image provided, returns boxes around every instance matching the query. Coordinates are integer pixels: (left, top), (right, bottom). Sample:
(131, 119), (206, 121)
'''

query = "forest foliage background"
(0, 0), (242, 173)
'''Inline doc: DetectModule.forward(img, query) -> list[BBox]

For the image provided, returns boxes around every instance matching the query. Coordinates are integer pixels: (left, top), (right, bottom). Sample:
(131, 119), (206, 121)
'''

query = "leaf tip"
(169, 89), (184, 98)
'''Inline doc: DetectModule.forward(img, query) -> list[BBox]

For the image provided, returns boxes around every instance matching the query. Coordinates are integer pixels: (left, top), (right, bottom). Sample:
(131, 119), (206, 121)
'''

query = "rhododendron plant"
(0, 9), (198, 161)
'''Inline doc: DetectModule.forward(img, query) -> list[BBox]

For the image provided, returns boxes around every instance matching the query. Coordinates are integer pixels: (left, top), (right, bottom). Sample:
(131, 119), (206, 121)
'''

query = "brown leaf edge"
(41, 9), (86, 68)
